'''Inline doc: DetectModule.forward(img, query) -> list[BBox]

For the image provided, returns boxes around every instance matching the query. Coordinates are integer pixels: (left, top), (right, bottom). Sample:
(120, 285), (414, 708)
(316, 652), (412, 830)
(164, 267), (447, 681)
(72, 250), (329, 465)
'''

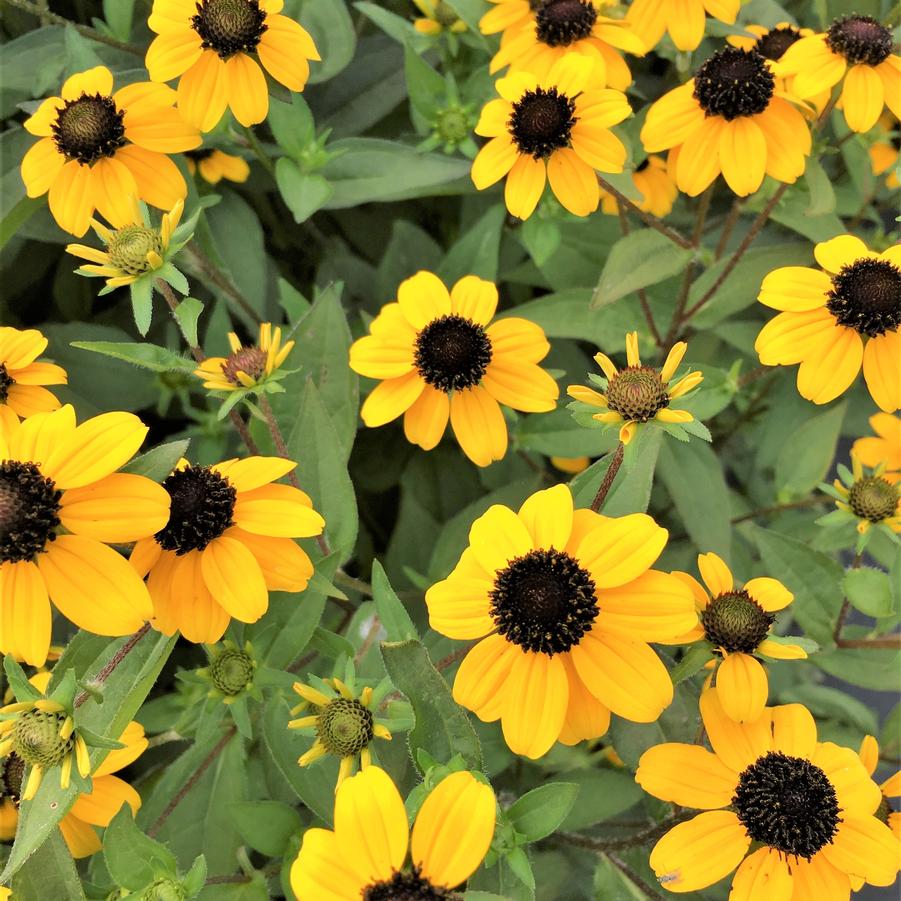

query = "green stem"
(597, 176), (693, 249)
(242, 126), (276, 176)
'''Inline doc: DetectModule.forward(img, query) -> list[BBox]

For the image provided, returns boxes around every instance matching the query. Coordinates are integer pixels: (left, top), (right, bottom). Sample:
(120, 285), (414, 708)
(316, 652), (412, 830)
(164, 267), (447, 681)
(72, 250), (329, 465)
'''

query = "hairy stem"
(591, 443), (625, 513)
(73, 623), (152, 708)
(597, 176), (693, 249)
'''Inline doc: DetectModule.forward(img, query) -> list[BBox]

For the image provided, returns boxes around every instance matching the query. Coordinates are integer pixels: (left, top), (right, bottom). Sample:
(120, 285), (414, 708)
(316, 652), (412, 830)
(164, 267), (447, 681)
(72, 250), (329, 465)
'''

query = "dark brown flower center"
(702, 590), (774, 654)
(154, 465), (236, 554)
(733, 751), (840, 859)
(363, 866), (459, 900)
(693, 48), (775, 120)
(52, 93), (126, 165)
(0, 460), (61, 563)
(509, 87), (576, 159)
(606, 366), (669, 422)
(414, 315), (492, 391)
(848, 476), (898, 522)
(826, 15), (892, 66)
(192, 0), (267, 58)
(0, 363), (13, 404)
(754, 25), (802, 61)
(185, 148), (216, 161)
(0, 753), (25, 805)
(535, 0), (597, 46)
(490, 548), (597, 655)
(826, 258), (901, 337)
(221, 346), (267, 384)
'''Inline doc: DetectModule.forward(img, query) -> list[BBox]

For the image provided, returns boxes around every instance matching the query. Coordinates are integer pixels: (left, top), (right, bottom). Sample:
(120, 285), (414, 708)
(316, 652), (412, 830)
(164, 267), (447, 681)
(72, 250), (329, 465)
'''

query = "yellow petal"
(715, 653), (769, 723)
(636, 743), (738, 809)
(500, 650), (568, 758)
(576, 513), (668, 589)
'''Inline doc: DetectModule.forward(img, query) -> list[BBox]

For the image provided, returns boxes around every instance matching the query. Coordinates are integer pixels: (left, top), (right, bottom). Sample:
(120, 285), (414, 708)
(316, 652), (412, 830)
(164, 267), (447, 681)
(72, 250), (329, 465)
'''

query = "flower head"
(777, 15), (901, 133)
(728, 22), (814, 64)
(412, 0), (467, 34)
(626, 0), (739, 52)
(291, 766), (496, 900)
(425, 484), (697, 758)
(0, 327), (67, 432)
(567, 332), (703, 445)
(130, 456), (324, 644)
(349, 271), (558, 466)
(827, 451), (900, 537)
(755, 235), (901, 412)
(853, 413), (900, 484)
(599, 155), (678, 217)
(289, 674), (393, 787)
(200, 640), (258, 702)
(641, 47), (812, 197)
(0, 406), (167, 665)
(636, 689), (898, 894)
(473, 55), (631, 219)
(672, 552), (802, 722)
(146, 0), (320, 132)
(21, 66), (199, 236)
(185, 148), (250, 184)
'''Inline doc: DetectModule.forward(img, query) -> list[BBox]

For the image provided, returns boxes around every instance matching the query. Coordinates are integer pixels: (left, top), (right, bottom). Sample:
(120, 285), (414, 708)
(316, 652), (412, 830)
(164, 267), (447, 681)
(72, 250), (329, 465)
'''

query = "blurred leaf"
(814, 645), (901, 690)
(299, 0), (356, 83)
(507, 783), (579, 842)
(102, 0), (135, 40)
(275, 159), (334, 224)
(670, 644), (715, 684)
(371, 560), (420, 642)
(229, 801), (302, 857)
(515, 408), (617, 458)
(558, 769), (645, 830)
(774, 402), (845, 500)
(404, 44), (445, 122)
(11, 831), (85, 901)
(268, 95), (316, 159)
(438, 203), (506, 284)
(777, 683), (878, 735)
(804, 157), (836, 216)
(520, 216), (561, 267)
(103, 808), (178, 891)
(844, 567), (895, 618)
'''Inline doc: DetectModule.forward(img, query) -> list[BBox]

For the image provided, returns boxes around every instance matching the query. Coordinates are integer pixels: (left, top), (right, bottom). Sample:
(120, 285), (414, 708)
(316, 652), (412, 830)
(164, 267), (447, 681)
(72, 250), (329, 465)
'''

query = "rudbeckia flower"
(489, 0), (646, 91)
(291, 766), (495, 900)
(853, 413), (901, 483)
(636, 690), (899, 895)
(20, 66), (200, 237)
(145, 0), (320, 132)
(777, 15), (901, 133)
(349, 271), (558, 467)
(755, 235), (901, 412)
(425, 484), (697, 758)
(472, 55), (631, 219)
(625, 0), (738, 52)
(184, 148), (251, 184)
(827, 451), (900, 536)
(412, 0), (467, 34)
(728, 21), (815, 62)
(194, 322), (295, 392)
(0, 327), (67, 432)
(567, 333), (703, 445)
(130, 456), (324, 644)
(859, 735), (901, 842)
(599, 155), (678, 218)
(0, 406), (167, 666)
(671, 551), (803, 723)
(641, 47), (812, 197)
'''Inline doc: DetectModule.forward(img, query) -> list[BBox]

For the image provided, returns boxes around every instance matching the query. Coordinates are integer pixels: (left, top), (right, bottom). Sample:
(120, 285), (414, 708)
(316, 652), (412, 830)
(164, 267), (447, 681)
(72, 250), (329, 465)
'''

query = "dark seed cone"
(848, 476), (898, 523)
(363, 866), (460, 901)
(826, 259), (901, 338)
(0, 461), (62, 563)
(605, 366), (669, 422)
(693, 48), (775, 120)
(826, 15), (892, 66)
(701, 591), (774, 654)
(192, 0), (267, 58)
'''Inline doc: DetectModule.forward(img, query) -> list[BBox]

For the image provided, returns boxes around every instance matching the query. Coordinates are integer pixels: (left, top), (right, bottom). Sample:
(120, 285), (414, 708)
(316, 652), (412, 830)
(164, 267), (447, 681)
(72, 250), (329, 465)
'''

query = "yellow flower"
(567, 332), (703, 445)
(425, 484), (697, 758)
(348, 271), (558, 467)
(626, 0), (739, 52)
(479, 0), (536, 38)
(0, 327), (67, 432)
(288, 677), (392, 787)
(291, 766), (495, 899)
(599, 154), (678, 217)
(472, 55), (631, 219)
(550, 454), (590, 474)
(636, 689), (899, 895)
(641, 47), (812, 197)
(130, 456), (324, 644)
(20, 66), (200, 237)
(671, 551), (802, 723)
(831, 451), (900, 535)
(859, 735), (901, 844)
(65, 197), (184, 289)
(727, 22), (815, 61)
(0, 406), (167, 666)
(869, 113), (900, 188)
(185, 148), (251, 184)
(755, 235), (901, 412)
(412, 0), (467, 34)
(853, 413), (901, 484)
(146, 0), (320, 132)
(194, 322), (294, 391)
(489, 0), (645, 92)
(777, 15), (901, 133)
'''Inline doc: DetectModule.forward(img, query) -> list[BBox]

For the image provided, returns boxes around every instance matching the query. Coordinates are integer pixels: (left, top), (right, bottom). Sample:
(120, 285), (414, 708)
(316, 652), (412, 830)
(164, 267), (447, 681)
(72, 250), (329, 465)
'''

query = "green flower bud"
(701, 591), (774, 654)
(849, 476), (898, 523)
(140, 878), (186, 901)
(316, 698), (374, 757)
(107, 225), (163, 276)
(210, 647), (255, 697)
(12, 711), (73, 769)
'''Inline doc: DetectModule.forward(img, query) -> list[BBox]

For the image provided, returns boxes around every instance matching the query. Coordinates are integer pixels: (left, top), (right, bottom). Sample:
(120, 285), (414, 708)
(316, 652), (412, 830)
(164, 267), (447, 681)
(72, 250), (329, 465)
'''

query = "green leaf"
(0, 195), (41, 251)
(122, 440), (190, 481)
(507, 783), (579, 842)
(404, 44), (446, 122)
(437, 203), (507, 284)
(275, 159), (334, 224)
(11, 830), (85, 901)
(380, 639), (482, 771)
(774, 402), (846, 500)
(268, 95), (315, 158)
(103, 807), (178, 891)
(299, 0), (356, 83)
(520, 215), (561, 267)
(777, 683), (877, 735)
(130, 276), (154, 336)
(843, 567), (895, 618)
(515, 408), (617, 458)
(814, 646), (901, 691)
(590, 230), (693, 308)
(670, 644), (715, 684)
(804, 157), (836, 216)
(559, 769), (645, 830)
(3, 656), (42, 702)
(173, 297), (204, 348)
(102, 0), (135, 40)
(371, 560), (419, 642)
(229, 801), (302, 857)
(70, 341), (196, 374)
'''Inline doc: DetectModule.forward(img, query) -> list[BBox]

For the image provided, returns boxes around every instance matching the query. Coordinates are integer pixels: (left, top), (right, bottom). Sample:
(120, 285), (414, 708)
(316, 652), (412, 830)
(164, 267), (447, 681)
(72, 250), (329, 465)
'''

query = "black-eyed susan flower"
(145, 0), (320, 132)
(472, 55), (631, 219)
(567, 333), (703, 445)
(755, 235), (901, 412)
(20, 66), (200, 237)
(728, 21), (815, 65)
(130, 456), (324, 644)
(291, 766), (496, 899)
(0, 406), (167, 666)
(489, 0), (646, 92)
(854, 413), (900, 483)
(824, 452), (900, 538)
(0, 327), (67, 433)
(599, 155), (678, 217)
(777, 15), (901, 134)
(349, 271), (558, 467)
(859, 735), (901, 842)
(671, 552), (803, 723)
(636, 689), (899, 895)
(869, 114), (900, 189)
(289, 674), (393, 787)
(550, 454), (590, 473)
(425, 484), (697, 758)
(185, 148), (250, 184)
(412, 0), (467, 34)
(641, 47), (812, 197)
(625, 0), (738, 52)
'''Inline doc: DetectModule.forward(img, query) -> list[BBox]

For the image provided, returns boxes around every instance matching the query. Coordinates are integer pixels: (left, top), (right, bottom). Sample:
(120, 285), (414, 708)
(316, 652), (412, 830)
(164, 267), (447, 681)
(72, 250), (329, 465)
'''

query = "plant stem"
(556, 811), (692, 853)
(73, 623), (151, 708)
(591, 443), (624, 512)
(334, 571), (373, 596)
(730, 497), (826, 525)
(615, 202), (664, 347)
(185, 243), (262, 325)
(241, 126), (276, 176)
(597, 176), (693, 249)
(607, 853), (667, 901)
(714, 198), (744, 259)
